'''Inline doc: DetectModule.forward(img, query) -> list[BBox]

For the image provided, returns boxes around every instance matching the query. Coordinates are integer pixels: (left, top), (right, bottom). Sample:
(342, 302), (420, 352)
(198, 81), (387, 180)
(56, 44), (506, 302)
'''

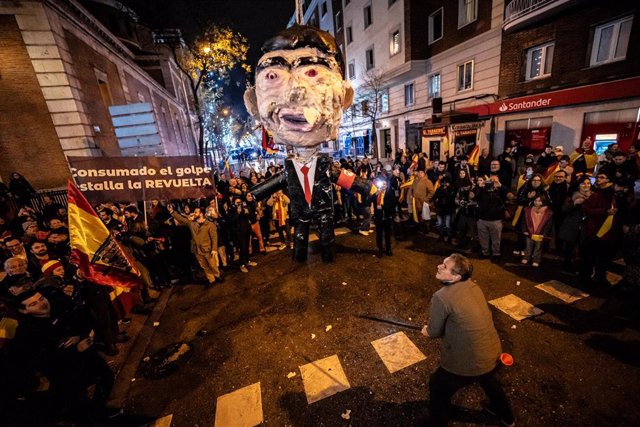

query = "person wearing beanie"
(41, 260), (65, 278)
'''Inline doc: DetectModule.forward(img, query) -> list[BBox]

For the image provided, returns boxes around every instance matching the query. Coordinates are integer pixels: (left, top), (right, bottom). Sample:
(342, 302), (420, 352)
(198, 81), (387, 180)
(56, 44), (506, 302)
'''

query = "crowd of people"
(1, 137), (639, 424)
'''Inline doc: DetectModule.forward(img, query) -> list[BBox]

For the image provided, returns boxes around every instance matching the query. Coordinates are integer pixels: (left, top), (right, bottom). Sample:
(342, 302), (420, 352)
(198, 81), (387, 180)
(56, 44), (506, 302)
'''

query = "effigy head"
(244, 25), (354, 148)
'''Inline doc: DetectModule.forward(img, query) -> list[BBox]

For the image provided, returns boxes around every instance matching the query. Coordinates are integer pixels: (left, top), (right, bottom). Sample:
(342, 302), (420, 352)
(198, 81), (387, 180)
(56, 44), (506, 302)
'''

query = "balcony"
(503, 0), (581, 32)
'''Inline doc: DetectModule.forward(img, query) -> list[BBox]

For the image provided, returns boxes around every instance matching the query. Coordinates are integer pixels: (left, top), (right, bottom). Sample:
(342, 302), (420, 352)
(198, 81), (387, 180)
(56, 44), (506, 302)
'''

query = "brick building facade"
(0, 0), (198, 190)
(463, 0), (640, 155)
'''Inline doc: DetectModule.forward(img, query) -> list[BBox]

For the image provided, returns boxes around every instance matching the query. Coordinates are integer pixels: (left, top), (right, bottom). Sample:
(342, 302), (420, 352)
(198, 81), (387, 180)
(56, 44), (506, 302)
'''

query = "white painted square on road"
(371, 331), (426, 373)
(335, 227), (350, 236)
(607, 271), (622, 285)
(151, 414), (173, 427)
(299, 354), (351, 404)
(214, 382), (263, 427)
(489, 294), (544, 321)
(535, 280), (589, 304)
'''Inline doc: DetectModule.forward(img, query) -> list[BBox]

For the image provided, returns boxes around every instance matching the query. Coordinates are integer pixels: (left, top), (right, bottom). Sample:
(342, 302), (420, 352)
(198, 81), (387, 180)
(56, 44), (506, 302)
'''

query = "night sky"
(119, 0), (295, 116)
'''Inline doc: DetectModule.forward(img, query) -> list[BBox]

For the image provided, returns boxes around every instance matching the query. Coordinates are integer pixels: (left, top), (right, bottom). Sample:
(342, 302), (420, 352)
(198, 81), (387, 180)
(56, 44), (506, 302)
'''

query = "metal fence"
(3, 189), (68, 216)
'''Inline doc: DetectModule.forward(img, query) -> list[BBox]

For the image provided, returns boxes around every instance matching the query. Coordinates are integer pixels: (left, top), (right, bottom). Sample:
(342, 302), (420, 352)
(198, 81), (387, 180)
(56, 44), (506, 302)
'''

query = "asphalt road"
(115, 223), (640, 427)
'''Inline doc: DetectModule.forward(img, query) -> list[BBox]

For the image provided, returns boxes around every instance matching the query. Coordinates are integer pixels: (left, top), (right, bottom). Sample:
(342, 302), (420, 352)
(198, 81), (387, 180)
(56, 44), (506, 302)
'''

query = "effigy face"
(244, 26), (353, 149)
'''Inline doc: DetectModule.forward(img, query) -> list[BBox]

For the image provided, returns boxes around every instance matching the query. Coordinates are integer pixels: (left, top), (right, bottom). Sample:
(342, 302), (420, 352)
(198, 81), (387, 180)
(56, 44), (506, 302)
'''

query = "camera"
(485, 180), (494, 190)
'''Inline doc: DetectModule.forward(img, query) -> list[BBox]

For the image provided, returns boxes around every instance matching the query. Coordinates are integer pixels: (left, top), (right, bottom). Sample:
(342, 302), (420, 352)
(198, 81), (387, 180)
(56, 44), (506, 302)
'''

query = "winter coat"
(433, 185), (456, 215)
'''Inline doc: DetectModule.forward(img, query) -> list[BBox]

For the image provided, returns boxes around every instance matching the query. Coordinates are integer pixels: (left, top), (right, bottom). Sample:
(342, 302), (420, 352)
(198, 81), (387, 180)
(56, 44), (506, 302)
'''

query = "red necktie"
(300, 164), (312, 205)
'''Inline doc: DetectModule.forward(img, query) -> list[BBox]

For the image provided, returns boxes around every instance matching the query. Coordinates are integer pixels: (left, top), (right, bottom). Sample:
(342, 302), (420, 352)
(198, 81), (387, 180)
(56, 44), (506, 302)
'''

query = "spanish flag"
(261, 126), (278, 155)
(468, 145), (480, 167)
(543, 162), (560, 186)
(224, 159), (234, 178)
(67, 180), (140, 289)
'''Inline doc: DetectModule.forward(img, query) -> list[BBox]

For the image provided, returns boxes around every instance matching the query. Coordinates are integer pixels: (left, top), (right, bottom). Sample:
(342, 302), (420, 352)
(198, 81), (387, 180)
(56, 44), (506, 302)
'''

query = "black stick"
(357, 314), (422, 331)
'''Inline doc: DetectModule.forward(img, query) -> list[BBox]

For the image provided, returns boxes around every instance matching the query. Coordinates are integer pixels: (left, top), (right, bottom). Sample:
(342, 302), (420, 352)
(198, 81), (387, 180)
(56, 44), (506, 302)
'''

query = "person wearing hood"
(8, 172), (35, 204)
(521, 195), (553, 267)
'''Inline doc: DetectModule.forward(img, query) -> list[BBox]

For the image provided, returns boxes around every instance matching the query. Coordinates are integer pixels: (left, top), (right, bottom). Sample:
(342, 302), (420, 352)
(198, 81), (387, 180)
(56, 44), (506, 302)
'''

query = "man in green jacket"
(422, 253), (514, 426)
(168, 205), (222, 288)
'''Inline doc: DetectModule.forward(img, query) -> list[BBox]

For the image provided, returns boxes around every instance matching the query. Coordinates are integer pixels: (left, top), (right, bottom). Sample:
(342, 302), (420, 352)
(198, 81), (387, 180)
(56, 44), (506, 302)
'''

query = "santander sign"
(498, 97), (551, 112)
(459, 77), (640, 117)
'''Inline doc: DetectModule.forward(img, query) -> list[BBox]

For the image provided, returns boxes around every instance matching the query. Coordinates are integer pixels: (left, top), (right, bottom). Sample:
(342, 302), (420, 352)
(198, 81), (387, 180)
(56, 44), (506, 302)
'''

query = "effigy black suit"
(250, 153), (372, 263)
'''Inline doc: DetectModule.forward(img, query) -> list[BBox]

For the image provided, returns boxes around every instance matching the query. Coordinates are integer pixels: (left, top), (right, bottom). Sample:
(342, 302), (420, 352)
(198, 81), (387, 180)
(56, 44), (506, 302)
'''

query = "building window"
(380, 89), (389, 113)
(526, 42), (554, 80)
(364, 4), (372, 29)
(389, 0), (398, 6)
(346, 25), (353, 44)
(335, 11), (343, 30)
(404, 83), (414, 106)
(428, 73), (441, 99)
(458, 0), (477, 28)
(348, 61), (356, 80)
(457, 60), (473, 91)
(390, 30), (401, 56)
(97, 79), (113, 108)
(590, 16), (633, 66)
(344, 0), (350, 5)
(365, 46), (375, 70)
(321, 1), (328, 17)
(429, 8), (443, 44)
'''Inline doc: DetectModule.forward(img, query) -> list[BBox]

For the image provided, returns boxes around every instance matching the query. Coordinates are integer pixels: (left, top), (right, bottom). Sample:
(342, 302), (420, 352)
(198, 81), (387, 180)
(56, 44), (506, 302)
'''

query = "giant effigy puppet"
(244, 25), (374, 263)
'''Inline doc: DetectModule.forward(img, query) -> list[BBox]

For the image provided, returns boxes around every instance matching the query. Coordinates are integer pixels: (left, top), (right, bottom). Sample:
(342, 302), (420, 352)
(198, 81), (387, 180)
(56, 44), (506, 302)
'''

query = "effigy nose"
(289, 85), (306, 103)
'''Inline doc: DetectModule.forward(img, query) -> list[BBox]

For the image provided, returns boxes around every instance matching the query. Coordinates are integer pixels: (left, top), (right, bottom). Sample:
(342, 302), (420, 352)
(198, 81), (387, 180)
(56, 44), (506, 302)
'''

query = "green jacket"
(171, 212), (217, 254)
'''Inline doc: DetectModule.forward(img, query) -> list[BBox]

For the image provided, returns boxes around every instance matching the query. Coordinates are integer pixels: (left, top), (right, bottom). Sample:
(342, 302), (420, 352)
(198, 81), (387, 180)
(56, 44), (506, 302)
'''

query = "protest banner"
(67, 156), (214, 203)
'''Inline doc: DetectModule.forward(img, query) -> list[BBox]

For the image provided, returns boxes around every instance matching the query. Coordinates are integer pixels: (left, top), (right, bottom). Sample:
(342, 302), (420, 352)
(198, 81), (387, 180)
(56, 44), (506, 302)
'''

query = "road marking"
(371, 332), (426, 373)
(299, 354), (351, 404)
(535, 280), (589, 304)
(214, 382), (263, 427)
(489, 294), (544, 321)
(151, 414), (173, 427)
(607, 271), (622, 285)
(613, 258), (625, 267)
(335, 227), (350, 236)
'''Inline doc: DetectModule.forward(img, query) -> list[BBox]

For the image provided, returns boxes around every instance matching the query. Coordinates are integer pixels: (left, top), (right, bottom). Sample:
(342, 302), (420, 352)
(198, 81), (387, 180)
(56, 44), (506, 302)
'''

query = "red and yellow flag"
(261, 126), (278, 155)
(468, 145), (480, 167)
(67, 180), (140, 289)
(543, 162), (560, 185)
(224, 159), (234, 178)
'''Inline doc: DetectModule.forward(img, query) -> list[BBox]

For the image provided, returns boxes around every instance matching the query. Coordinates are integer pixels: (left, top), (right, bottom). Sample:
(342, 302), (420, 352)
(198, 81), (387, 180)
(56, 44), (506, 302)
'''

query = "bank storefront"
(461, 77), (640, 154)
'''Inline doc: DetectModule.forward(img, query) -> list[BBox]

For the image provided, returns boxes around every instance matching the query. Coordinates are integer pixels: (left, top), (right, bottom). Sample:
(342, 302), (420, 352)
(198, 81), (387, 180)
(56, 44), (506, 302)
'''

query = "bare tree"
(351, 69), (386, 159)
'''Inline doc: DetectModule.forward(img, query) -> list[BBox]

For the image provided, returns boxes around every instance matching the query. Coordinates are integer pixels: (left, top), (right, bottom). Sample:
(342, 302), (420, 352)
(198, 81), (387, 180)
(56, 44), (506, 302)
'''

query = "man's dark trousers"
(429, 366), (513, 426)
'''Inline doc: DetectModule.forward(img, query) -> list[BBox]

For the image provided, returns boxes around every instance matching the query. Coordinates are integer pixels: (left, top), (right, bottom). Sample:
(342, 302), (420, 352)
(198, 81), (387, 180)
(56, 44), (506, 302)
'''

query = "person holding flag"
(67, 181), (142, 321)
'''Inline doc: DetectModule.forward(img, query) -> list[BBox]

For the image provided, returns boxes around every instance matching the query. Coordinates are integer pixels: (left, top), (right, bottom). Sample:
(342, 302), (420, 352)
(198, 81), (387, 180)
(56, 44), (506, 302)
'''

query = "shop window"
(590, 16), (633, 66)
(458, 0), (477, 28)
(505, 117), (553, 152)
(457, 60), (473, 91)
(346, 25), (353, 44)
(364, 3), (372, 29)
(404, 83), (415, 106)
(380, 89), (389, 113)
(429, 8), (443, 44)
(348, 61), (356, 80)
(526, 42), (554, 80)
(390, 29), (401, 56)
(428, 73), (441, 99)
(366, 46), (375, 70)
(97, 79), (113, 109)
